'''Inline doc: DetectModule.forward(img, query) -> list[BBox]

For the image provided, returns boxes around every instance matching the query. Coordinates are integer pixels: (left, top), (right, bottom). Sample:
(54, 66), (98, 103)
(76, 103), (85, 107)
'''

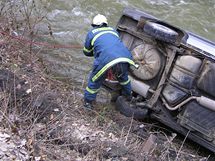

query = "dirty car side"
(104, 8), (215, 153)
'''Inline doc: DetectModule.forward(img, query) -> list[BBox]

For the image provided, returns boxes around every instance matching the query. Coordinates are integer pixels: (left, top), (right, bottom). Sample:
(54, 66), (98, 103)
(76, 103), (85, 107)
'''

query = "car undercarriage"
(103, 8), (215, 153)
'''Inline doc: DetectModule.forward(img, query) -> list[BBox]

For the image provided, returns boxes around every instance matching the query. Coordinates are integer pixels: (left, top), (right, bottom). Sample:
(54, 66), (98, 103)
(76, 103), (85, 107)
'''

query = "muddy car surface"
(103, 8), (215, 153)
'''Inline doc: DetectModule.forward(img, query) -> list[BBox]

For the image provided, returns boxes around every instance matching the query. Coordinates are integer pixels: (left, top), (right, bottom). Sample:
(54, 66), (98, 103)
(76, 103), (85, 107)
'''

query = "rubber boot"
(84, 100), (94, 110)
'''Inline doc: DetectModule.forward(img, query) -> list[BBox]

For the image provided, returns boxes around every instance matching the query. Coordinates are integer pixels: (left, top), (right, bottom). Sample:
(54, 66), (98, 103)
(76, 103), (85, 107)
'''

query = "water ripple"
(41, 0), (215, 82)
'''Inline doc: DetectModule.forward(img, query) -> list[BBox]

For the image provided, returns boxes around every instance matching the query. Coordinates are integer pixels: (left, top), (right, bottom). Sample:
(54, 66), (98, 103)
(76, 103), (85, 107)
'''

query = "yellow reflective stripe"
(86, 87), (99, 94)
(83, 47), (93, 53)
(92, 57), (137, 82)
(120, 79), (130, 85)
(91, 31), (119, 46)
(92, 27), (114, 34)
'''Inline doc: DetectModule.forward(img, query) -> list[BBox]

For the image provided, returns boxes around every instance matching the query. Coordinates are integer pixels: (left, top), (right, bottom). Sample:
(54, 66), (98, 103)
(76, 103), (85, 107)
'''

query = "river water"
(39, 0), (215, 92)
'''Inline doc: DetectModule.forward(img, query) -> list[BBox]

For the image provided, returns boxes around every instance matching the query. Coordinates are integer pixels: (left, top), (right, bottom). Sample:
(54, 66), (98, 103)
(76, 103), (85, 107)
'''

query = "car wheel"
(115, 96), (148, 120)
(144, 21), (178, 44)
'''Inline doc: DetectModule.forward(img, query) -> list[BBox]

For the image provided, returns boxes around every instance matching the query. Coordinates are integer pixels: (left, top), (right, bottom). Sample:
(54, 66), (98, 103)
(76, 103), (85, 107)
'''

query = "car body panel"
(186, 32), (215, 60)
(104, 7), (215, 153)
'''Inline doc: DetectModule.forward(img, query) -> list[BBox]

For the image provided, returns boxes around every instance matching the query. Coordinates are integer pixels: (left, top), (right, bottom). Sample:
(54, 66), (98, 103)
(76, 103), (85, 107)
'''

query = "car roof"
(187, 32), (215, 60)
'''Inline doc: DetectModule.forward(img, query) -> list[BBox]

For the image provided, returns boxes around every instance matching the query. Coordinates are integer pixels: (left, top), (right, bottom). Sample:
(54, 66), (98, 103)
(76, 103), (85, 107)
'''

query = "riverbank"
(0, 24), (211, 161)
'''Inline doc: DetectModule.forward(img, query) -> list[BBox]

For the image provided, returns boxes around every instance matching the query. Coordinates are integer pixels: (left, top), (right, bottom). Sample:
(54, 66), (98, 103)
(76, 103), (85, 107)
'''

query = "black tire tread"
(115, 96), (148, 120)
(144, 21), (178, 44)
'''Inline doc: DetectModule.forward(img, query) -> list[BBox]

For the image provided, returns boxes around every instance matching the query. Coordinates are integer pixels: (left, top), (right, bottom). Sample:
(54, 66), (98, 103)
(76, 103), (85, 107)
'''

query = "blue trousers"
(84, 63), (131, 102)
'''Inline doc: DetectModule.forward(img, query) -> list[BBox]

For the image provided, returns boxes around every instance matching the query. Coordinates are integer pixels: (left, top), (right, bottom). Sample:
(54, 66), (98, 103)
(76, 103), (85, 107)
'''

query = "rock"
(142, 134), (157, 154)
(32, 92), (62, 123)
(0, 69), (31, 115)
(102, 141), (129, 159)
(0, 69), (29, 97)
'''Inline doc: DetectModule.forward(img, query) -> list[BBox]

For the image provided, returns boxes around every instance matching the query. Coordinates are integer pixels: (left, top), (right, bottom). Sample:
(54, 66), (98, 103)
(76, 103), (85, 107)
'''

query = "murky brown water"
(39, 0), (215, 91)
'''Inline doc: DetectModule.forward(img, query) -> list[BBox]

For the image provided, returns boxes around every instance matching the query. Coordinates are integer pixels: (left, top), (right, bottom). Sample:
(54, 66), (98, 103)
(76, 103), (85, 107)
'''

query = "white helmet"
(92, 14), (108, 26)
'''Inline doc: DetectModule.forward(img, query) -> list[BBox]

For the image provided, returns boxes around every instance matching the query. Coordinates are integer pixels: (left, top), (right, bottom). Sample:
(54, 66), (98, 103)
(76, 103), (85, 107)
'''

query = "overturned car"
(103, 8), (215, 153)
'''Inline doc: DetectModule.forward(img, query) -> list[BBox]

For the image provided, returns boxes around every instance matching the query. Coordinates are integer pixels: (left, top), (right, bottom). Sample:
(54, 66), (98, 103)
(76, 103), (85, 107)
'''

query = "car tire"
(115, 96), (148, 120)
(144, 21), (178, 44)
(130, 44), (162, 80)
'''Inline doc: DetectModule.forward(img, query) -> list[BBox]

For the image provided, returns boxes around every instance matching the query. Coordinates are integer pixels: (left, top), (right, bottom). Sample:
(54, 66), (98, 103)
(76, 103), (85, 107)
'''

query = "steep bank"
(0, 24), (211, 161)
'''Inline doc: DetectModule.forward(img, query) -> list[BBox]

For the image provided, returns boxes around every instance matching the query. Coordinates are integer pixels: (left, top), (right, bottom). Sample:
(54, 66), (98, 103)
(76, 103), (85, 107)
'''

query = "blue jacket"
(83, 26), (137, 82)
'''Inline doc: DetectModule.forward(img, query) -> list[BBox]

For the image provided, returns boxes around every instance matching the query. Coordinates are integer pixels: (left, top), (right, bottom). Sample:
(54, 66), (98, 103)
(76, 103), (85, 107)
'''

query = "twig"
(0, 109), (13, 130)
(124, 115), (134, 146)
(175, 130), (190, 161)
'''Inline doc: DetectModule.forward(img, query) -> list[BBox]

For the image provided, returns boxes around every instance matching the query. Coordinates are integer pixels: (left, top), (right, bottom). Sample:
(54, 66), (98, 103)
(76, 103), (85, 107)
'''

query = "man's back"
(85, 26), (132, 67)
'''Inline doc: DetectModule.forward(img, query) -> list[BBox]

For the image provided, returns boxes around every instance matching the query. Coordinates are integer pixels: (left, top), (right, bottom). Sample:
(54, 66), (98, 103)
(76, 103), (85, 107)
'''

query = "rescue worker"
(83, 14), (138, 109)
